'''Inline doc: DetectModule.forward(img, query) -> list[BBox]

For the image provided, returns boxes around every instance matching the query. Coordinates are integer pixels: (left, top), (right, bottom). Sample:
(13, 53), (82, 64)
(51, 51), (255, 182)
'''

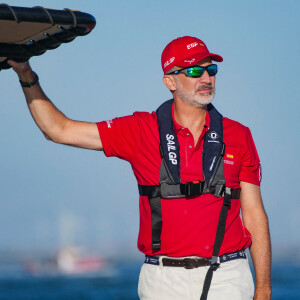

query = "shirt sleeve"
(239, 127), (262, 186)
(96, 113), (141, 163)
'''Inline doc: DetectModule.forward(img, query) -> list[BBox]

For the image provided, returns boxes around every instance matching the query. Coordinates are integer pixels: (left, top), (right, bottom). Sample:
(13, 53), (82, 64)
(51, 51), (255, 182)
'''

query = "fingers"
(7, 60), (32, 74)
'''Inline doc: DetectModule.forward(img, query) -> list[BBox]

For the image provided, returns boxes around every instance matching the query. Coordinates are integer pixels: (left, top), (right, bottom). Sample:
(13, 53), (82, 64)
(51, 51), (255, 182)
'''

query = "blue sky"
(1, 0), (299, 260)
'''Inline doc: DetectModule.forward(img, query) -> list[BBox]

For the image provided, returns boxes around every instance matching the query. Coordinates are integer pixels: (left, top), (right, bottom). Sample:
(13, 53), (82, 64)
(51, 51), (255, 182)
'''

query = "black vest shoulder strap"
(203, 103), (226, 196)
(156, 99), (181, 184)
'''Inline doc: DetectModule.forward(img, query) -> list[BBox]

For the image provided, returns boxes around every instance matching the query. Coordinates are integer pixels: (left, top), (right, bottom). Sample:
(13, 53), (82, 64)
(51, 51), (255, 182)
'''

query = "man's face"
(171, 57), (216, 108)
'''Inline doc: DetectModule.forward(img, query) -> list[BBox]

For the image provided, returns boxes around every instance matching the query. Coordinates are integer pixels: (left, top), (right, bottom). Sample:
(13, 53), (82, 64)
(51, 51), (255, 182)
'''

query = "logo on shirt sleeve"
(106, 120), (113, 128)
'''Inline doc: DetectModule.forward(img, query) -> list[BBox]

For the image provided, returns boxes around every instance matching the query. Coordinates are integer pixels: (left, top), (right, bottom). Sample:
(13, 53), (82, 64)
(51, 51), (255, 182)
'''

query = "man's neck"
(173, 98), (207, 146)
(173, 99), (207, 132)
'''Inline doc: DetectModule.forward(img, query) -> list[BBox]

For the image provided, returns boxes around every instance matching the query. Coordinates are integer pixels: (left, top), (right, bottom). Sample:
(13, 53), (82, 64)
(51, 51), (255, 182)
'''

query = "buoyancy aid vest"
(138, 99), (242, 300)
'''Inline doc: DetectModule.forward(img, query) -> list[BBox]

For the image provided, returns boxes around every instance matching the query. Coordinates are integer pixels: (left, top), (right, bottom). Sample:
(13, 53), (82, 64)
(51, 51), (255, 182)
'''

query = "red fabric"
(96, 107), (261, 257)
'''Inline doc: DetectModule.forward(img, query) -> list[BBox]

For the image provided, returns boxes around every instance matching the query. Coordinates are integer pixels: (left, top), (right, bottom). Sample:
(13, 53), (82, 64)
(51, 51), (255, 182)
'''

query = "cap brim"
(176, 53), (223, 68)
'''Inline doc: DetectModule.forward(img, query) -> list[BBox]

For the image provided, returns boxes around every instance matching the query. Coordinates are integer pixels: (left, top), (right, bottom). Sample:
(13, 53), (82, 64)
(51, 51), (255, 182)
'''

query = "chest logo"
(208, 131), (218, 139)
(208, 131), (220, 143)
(224, 153), (235, 165)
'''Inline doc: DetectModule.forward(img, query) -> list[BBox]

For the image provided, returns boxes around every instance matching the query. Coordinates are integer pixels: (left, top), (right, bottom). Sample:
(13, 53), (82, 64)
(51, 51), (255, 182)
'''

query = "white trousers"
(138, 257), (254, 300)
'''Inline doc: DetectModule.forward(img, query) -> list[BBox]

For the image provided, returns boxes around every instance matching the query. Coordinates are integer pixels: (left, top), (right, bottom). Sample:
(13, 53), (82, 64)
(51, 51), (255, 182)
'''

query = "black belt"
(144, 250), (247, 270)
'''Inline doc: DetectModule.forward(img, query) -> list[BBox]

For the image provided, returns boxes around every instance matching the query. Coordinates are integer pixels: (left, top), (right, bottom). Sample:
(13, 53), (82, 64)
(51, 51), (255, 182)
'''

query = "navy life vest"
(138, 99), (241, 300)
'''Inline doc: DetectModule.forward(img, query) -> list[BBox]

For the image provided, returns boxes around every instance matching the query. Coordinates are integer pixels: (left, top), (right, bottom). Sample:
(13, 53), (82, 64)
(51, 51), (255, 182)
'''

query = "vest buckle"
(224, 187), (232, 207)
(181, 181), (204, 197)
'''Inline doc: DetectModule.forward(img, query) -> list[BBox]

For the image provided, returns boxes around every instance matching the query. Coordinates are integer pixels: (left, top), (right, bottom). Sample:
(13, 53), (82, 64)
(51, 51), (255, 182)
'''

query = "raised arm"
(240, 181), (272, 300)
(8, 60), (103, 150)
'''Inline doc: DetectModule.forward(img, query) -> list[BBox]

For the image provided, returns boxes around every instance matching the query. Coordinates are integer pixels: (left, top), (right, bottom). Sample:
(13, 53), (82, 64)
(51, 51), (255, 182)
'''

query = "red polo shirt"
(96, 105), (261, 257)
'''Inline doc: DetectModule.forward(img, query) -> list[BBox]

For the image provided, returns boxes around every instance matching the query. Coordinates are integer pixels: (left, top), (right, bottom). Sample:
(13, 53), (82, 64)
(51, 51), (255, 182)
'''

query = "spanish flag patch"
(226, 154), (234, 158)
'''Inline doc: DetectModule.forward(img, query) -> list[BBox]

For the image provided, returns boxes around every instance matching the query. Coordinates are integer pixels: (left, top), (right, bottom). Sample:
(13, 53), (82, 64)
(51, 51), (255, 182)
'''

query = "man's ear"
(163, 75), (176, 92)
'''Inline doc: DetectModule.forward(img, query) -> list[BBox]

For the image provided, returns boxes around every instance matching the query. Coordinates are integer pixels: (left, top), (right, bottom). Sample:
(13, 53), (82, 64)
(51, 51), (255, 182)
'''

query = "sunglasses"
(167, 64), (218, 78)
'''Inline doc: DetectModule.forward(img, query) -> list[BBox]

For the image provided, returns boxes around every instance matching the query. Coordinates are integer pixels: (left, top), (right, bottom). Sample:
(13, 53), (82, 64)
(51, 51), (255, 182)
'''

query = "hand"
(7, 60), (35, 82)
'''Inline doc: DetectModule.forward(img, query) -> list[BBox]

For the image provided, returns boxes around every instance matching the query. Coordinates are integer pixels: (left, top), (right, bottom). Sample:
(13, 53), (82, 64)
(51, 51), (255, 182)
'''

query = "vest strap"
(200, 189), (232, 300)
(138, 185), (161, 198)
(138, 184), (240, 199)
(149, 196), (162, 250)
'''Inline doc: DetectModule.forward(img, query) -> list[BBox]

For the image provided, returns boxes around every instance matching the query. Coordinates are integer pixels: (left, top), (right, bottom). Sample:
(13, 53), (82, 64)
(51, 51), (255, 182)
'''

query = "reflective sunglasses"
(167, 64), (218, 78)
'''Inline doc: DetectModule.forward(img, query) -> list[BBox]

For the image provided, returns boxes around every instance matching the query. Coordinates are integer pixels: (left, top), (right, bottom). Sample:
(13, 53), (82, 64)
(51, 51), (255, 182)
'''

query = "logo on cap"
(187, 42), (199, 50)
(164, 57), (175, 69)
(184, 58), (196, 65)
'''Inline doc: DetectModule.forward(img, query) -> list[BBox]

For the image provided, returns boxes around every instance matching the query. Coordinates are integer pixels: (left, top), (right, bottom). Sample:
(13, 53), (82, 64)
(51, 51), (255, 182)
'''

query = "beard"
(174, 78), (215, 108)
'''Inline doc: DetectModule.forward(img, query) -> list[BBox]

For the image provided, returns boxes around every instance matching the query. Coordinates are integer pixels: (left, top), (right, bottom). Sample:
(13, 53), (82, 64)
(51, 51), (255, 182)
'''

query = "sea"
(0, 261), (299, 300)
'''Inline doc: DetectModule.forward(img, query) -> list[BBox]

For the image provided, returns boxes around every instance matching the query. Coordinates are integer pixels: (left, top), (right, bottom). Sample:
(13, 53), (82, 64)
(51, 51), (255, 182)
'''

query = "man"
(9, 36), (271, 300)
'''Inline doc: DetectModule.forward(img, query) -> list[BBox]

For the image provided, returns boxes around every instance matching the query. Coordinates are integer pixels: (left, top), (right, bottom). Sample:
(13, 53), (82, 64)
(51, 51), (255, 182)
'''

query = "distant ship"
(56, 246), (105, 274)
(25, 246), (107, 276)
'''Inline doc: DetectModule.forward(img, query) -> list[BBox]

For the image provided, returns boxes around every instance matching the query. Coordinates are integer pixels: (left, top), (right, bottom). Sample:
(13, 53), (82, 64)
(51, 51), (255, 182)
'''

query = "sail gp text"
(166, 134), (177, 165)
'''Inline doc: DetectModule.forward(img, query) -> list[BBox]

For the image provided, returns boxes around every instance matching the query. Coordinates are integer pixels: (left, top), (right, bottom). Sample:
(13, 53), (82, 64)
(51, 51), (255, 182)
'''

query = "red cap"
(161, 36), (223, 74)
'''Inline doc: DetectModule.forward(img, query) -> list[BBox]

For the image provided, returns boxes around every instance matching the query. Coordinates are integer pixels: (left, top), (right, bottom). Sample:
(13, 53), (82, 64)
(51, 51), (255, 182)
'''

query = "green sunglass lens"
(187, 67), (204, 77)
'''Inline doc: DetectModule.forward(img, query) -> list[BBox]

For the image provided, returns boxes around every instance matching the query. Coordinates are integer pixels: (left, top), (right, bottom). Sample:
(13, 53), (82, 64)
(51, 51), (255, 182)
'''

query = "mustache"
(197, 84), (214, 91)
